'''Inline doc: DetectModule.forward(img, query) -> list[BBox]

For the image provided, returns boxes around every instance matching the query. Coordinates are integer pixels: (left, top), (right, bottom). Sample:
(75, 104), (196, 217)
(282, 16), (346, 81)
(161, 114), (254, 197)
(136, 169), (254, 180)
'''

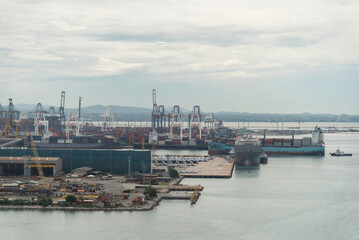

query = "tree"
(65, 195), (77, 204)
(144, 185), (157, 200)
(169, 168), (179, 179)
(39, 197), (53, 207)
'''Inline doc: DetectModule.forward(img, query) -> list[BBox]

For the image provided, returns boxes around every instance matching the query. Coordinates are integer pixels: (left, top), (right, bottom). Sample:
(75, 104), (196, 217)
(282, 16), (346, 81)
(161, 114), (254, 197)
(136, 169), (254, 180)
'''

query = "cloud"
(0, 0), (358, 113)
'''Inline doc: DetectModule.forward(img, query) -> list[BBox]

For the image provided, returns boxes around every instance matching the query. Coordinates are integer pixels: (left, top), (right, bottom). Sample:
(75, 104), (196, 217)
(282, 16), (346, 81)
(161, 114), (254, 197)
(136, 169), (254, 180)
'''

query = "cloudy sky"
(0, 0), (358, 114)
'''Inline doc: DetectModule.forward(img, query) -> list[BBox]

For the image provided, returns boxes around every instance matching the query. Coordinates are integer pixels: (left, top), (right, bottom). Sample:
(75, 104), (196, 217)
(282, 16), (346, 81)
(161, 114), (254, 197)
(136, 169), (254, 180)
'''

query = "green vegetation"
(0, 198), (11, 205)
(65, 195), (77, 204)
(0, 198), (37, 206)
(144, 185), (157, 200)
(169, 168), (179, 179)
(59, 202), (70, 207)
(38, 197), (53, 207)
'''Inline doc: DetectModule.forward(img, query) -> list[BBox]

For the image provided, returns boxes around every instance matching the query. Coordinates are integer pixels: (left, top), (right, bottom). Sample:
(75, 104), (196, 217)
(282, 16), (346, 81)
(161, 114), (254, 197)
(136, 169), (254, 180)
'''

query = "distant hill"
(213, 112), (359, 122)
(6, 103), (359, 122)
(81, 105), (152, 114)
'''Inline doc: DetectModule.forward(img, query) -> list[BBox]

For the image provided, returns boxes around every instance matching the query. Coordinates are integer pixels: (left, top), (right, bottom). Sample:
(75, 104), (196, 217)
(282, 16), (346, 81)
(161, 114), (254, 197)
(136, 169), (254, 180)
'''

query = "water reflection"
(234, 165), (260, 178)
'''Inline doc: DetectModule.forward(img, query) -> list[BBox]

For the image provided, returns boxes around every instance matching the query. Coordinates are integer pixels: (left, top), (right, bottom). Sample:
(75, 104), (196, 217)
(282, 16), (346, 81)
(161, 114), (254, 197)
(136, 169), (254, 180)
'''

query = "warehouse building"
(0, 156), (62, 176)
(0, 148), (152, 174)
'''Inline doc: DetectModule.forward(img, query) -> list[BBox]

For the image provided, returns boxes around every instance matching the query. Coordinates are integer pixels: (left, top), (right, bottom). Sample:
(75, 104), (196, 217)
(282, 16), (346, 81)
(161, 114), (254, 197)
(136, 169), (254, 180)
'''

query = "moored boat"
(208, 127), (325, 156)
(234, 136), (261, 166)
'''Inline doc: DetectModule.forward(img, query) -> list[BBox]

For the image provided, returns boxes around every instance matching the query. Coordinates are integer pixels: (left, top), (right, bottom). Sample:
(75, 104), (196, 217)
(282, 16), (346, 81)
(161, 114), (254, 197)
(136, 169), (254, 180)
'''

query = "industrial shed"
(0, 156), (62, 176)
(0, 148), (152, 174)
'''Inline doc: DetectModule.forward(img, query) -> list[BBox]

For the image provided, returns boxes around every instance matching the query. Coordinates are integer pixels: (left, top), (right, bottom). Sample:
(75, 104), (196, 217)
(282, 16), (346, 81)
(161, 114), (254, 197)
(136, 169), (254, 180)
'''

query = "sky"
(0, 0), (358, 114)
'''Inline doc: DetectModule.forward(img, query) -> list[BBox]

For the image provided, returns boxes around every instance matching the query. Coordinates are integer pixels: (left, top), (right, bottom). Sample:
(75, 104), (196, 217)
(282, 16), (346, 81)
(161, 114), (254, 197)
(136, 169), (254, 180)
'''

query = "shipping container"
(293, 139), (302, 147)
(189, 140), (196, 146)
(165, 140), (173, 145)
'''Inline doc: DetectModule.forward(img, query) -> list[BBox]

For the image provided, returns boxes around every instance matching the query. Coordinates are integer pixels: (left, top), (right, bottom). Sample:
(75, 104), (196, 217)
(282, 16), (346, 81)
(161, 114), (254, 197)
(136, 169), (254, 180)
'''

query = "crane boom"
(152, 89), (157, 111)
(29, 135), (46, 188)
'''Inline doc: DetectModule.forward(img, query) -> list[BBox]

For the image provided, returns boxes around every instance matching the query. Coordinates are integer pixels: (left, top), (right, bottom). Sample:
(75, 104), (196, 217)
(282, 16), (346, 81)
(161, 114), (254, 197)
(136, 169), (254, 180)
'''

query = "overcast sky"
(0, 0), (358, 114)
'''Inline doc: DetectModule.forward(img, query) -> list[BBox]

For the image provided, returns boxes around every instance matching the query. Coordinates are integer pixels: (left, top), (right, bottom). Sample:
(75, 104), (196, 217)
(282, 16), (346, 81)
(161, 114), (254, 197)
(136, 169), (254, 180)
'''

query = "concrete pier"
(180, 157), (234, 178)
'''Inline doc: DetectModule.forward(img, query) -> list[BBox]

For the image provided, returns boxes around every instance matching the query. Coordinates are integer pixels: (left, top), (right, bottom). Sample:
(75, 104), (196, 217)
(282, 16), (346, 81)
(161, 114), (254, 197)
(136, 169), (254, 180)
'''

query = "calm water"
(1, 133), (359, 240)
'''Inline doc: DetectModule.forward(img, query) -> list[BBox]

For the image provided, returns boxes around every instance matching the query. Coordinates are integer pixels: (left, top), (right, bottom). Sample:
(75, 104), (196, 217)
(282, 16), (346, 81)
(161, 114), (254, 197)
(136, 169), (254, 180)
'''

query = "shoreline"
(0, 197), (163, 212)
(0, 177), (184, 213)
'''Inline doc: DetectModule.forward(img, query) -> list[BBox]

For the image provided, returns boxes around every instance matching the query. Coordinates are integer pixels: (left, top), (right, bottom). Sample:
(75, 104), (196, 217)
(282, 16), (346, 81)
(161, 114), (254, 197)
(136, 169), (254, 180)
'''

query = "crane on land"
(29, 134), (47, 189)
(101, 106), (115, 131)
(0, 98), (20, 138)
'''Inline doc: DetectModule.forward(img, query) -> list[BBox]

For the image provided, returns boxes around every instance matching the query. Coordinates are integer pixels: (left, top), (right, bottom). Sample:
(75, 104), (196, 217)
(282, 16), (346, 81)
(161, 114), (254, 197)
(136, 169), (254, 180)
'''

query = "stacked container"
(264, 139), (273, 147)
(302, 137), (312, 146)
(283, 139), (292, 147)
(273, 138), (283, 147)
(293, 139), (302, 147)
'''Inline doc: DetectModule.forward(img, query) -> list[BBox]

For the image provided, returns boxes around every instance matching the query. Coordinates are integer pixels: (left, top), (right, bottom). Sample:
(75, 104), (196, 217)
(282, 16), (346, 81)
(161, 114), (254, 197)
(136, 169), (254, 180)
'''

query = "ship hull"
(234, 144), (261, 166)
(209, 142), (325, 156)
(133, 143), (208, 150)
(330, 153), (352, 156)
(208, 142), (233, 155)
(262, 146), (325, 156)
(33, 143), (124, 149)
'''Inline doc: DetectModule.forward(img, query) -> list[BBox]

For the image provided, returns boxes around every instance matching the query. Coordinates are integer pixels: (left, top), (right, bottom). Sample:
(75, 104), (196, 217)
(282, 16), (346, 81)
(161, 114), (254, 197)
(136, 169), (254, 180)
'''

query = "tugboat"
(330, 147), (352, 156)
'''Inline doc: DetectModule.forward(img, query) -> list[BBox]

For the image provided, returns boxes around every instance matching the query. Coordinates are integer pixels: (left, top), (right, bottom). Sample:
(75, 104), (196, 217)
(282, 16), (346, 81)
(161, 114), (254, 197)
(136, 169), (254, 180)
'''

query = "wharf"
(162, 192), (193, 200)
(167, 185), (204, 191)
(180, 157), (234, 178)
(162, 191), (201, 204)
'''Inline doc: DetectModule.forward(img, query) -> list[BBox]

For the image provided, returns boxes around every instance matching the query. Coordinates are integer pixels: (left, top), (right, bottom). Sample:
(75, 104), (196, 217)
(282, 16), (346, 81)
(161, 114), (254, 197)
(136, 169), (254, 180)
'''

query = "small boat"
(330, 147), (352, 156)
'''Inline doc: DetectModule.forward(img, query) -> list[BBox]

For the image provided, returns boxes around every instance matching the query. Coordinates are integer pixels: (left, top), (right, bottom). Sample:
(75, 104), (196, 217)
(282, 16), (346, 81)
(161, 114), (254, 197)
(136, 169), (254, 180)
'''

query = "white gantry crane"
(65, 97), (84, 139)
(101, 106), (115, 131)
(204, 113), (218, 131)
(65, 113), (83, 139)
(30, 103), (52, 139)
(168, 105), (183, 141)
(188, 105), (202, 142)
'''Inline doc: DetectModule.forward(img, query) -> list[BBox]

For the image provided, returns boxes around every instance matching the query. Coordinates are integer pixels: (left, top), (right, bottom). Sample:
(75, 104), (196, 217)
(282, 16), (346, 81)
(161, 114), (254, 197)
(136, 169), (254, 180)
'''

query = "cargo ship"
(209, 127), (325, 156)
(234, 137), (261, 166)
(134, 130), (209, 150)
(28, 135), (125, 149)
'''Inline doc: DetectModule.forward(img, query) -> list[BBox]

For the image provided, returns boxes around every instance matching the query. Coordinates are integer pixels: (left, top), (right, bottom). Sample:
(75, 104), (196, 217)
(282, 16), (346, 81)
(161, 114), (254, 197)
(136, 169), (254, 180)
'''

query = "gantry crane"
(0, 98), (20, 137)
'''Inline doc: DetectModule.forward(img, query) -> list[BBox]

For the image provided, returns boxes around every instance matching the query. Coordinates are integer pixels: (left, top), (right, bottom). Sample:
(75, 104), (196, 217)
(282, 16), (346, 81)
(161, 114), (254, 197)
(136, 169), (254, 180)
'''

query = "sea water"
(0, 133), (358, 240)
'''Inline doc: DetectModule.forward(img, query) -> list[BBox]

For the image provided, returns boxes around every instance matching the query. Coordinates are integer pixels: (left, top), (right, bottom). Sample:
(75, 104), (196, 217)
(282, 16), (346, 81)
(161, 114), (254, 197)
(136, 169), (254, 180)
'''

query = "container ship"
(209, 128), (325, 156)
(28, 135), (125, 149)
(133, 131), (210, 150)
(234, 137), (261, 166)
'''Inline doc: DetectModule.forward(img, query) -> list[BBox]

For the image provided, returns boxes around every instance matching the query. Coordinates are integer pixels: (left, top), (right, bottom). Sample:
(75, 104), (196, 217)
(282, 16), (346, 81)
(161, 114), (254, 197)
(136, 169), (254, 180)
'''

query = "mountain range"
(3, 103), (359, 122)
